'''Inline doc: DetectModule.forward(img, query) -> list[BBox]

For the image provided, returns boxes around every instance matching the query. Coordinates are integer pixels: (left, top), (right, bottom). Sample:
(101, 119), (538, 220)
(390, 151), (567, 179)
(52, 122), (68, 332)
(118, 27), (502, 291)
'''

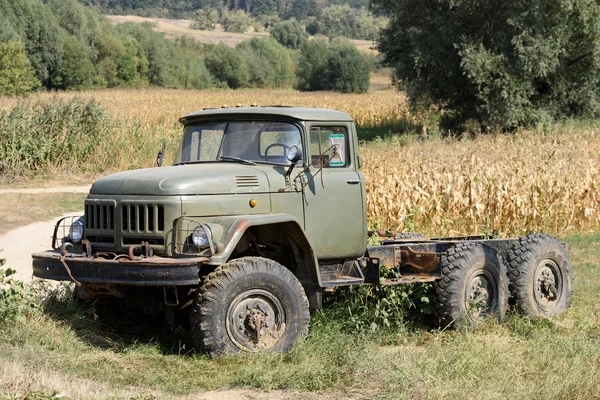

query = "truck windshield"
(174, 121), (302, 166)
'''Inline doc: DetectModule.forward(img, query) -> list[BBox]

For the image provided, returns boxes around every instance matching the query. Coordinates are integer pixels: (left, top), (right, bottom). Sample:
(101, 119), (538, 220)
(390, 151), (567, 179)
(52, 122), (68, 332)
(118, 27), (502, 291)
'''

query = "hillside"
(106, 14), (376, 53)
(79, 0), (370, 19)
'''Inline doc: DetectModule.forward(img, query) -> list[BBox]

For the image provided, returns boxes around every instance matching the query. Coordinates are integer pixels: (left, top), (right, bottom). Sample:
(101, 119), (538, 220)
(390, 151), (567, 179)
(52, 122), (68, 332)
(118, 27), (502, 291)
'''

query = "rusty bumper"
(32, 251), (209, 286)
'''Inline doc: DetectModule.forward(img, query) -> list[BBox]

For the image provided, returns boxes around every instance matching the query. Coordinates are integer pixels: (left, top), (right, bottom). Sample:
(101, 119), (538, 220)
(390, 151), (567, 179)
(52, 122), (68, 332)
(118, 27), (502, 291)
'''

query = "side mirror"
(156, 140), (166, 167)
(286, 145), (303, 165)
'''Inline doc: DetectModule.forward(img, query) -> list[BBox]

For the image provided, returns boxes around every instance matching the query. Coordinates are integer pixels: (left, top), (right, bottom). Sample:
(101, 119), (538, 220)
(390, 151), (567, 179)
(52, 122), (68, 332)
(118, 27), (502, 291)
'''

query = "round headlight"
(287, 145), (298, 162)
(68, 218), (84, 244)
(192, 225), (210, 248)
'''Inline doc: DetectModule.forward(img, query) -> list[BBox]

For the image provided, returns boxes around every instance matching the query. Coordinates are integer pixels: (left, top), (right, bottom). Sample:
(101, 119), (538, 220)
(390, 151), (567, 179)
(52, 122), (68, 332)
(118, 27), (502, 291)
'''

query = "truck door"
(301, 123), (367, 260)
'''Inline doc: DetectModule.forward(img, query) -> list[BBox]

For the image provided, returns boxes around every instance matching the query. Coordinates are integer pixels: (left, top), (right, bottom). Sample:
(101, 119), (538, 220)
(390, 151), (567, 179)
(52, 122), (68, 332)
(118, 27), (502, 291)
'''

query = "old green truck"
(32, 107), (573, 356)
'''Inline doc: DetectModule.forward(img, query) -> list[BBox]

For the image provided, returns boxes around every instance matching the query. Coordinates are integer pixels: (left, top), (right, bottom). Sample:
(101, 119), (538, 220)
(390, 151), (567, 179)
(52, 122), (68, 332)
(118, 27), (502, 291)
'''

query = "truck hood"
(90, 164), (272, 195)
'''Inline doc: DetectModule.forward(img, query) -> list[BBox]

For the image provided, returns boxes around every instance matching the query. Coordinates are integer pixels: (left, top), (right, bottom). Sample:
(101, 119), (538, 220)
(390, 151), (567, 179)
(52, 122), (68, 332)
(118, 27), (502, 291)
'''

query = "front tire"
(507, 234), (573, 317)
(192, 257), (310, 357)
(433, 243), (509, 328)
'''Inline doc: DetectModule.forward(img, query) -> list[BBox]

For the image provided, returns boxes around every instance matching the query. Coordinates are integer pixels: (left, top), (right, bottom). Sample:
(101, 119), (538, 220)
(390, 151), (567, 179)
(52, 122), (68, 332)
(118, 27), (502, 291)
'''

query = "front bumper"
(32, 251), (209, 286)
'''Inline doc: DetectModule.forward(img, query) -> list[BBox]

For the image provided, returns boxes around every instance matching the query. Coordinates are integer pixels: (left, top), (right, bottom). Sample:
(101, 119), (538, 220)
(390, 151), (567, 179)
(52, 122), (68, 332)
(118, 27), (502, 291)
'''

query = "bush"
(237, 38), (294, 88)
(319, 280), (432, 333)
(374, 0), (600, 129)
(0, 262), (39, 324)
(296, 40), (370, 93)
(270, 19), (307, 49)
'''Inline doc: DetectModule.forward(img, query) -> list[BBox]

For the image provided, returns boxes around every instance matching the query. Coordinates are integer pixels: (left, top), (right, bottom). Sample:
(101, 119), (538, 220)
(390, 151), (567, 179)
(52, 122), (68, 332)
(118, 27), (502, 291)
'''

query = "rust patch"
(400, 247), (440, 273)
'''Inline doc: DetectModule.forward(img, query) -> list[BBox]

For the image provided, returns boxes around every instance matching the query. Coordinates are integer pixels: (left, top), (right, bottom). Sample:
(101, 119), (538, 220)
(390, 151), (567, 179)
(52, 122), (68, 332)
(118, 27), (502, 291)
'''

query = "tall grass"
(0, 100), (111, 175)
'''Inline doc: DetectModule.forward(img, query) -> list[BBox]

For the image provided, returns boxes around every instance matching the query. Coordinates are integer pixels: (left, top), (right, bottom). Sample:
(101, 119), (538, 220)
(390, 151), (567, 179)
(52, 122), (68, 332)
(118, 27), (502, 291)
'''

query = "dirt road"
(0, 186), (90, 282)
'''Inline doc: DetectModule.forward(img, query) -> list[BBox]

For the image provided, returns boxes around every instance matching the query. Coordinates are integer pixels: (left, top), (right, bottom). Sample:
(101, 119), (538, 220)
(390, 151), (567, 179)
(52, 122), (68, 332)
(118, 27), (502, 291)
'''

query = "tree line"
(78, 0), (369, 20)
(0, 0), (371, 96)
(190, 4), (386, 41)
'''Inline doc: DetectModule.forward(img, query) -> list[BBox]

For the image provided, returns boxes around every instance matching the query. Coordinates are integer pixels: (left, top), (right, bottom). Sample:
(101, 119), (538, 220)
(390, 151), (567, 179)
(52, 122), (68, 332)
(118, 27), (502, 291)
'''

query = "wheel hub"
(465, 273), (495, 318)
(226, 289), (286, 352)
(534, 260), (562, 311)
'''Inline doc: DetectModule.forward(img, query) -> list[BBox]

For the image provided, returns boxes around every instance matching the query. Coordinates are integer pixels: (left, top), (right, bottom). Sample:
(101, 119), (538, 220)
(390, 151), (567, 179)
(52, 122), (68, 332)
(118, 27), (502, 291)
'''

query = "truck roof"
(179, 106), (354, 124)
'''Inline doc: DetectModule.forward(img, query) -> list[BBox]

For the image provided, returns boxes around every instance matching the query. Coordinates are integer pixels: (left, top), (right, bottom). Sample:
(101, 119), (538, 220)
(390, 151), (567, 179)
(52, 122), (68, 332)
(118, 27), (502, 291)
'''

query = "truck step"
(319, 261), (365, 287)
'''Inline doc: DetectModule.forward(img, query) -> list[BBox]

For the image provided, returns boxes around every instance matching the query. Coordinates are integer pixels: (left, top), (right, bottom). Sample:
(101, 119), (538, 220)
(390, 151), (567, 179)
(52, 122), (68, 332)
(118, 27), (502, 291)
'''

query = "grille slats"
(85, 200), (164, 247)
(121, 204), (164, 233)
(85, 203), (115, 231)
(236, 175), (260, 188)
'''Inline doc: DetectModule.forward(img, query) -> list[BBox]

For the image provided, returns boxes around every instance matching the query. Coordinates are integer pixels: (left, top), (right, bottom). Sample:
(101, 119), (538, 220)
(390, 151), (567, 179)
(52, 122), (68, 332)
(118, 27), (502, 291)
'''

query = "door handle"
(346, 180), (361, 185)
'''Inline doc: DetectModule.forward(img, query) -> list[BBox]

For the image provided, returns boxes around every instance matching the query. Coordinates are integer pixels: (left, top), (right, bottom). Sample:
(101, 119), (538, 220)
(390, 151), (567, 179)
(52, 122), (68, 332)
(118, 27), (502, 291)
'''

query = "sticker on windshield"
(328, 134), (345, 166)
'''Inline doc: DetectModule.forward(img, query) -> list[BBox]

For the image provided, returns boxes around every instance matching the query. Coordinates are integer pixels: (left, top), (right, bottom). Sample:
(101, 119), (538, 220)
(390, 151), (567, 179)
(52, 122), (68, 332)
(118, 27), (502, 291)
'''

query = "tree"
(270, 19), (307, 49)
(295, 39), (329, 91)
(190, 9), (219, 30)
(285, 0), (317, 20)
(373, 0), (600, 129)
(0, 0), (64, 87)
(324, 44), (369, 93)
(220, 9), (254, 33)
(250, 0), (277, 16)
(237, 37), (293, 87)
(204, 43), (250, 88)
(295, 39), (369, 93)
(0, 40), (40, 96)
(51, 34), (96, 90)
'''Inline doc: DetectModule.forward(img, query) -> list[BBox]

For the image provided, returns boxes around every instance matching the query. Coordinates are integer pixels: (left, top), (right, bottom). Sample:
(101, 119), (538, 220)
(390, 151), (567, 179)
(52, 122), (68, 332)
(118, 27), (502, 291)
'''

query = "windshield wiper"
(220, 156), (256, 166)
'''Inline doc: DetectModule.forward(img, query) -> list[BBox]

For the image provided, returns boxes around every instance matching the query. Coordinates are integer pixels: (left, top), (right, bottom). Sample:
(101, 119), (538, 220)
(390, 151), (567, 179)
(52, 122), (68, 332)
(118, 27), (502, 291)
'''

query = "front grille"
(85, 203), (115, 231)
(121, 204), (165, 233)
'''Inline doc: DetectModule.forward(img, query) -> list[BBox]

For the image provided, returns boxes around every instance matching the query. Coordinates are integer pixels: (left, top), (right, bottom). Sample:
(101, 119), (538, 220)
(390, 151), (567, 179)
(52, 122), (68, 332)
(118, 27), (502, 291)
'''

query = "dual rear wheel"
(432, 234), (573, 327)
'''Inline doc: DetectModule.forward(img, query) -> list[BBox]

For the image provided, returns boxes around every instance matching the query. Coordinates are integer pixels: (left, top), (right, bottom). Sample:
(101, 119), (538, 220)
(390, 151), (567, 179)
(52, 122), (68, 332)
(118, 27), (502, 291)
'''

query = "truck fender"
(205, 214), (323, 293)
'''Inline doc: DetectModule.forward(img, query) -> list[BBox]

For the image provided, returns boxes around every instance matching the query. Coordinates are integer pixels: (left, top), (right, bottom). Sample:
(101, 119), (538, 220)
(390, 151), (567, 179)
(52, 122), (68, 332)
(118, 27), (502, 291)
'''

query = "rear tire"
(191, 257), (310, 357)
(507, 234), (573, 317)
(433, 243), (509, 328)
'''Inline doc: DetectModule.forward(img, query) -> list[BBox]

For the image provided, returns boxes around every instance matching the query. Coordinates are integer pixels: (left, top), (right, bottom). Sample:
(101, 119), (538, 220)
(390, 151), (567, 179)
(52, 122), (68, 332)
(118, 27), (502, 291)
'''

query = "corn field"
(364, 130), (600, 236)
(1, 88), (599, 236)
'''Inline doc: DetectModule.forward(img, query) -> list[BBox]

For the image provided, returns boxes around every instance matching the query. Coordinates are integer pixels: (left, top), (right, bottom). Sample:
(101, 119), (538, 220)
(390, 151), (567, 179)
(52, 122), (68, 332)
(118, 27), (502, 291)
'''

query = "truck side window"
(309, 126), (349, 168)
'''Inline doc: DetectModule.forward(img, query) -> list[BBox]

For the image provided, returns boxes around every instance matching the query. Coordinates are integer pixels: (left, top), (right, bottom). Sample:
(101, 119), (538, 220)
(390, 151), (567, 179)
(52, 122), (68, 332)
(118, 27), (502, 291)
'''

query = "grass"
(0, 193), (86, 236)
(0, 234), (598, 399)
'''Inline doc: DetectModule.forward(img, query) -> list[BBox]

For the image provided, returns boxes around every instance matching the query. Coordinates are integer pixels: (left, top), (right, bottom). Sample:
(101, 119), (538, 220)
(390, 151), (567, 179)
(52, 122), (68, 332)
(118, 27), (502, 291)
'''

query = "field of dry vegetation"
(1, 87), (598, 237)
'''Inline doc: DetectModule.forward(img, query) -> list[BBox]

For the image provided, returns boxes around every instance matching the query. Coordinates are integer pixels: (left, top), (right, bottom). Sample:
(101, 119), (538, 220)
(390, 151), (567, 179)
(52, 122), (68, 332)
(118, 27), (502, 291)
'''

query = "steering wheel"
(264, 143), (291, 162)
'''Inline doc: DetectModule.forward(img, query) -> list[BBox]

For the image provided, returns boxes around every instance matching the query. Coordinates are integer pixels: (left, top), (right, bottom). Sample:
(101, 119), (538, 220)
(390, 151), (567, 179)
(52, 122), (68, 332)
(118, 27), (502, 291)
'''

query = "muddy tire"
(507, 234), (573, 317)
(433, 243), (509, 328)
(394, 232), (426, 240)
(192, 257), (310, 357)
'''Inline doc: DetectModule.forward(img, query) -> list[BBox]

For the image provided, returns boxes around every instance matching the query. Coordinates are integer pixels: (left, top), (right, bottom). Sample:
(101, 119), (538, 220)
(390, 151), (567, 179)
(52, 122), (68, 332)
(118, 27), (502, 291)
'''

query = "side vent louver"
(236, 175), (260, 188)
